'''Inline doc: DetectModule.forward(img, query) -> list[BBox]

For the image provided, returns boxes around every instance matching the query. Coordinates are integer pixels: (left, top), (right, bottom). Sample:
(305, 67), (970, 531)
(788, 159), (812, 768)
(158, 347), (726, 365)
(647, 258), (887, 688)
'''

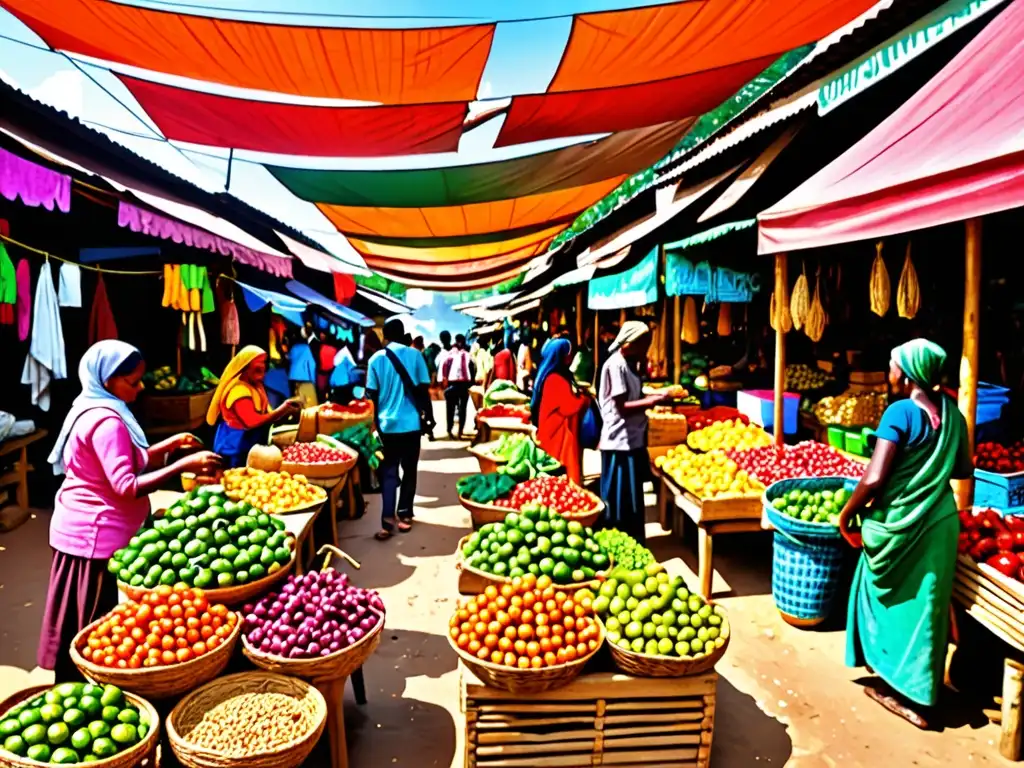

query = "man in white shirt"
(441, 333), (474, 440)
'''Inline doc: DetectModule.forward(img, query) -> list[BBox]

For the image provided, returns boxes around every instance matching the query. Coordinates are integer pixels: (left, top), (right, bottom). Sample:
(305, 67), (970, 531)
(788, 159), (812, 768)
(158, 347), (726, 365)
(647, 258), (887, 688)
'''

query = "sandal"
(397, 520), (413, 533)
(864, 686), (929, 730)
(374, 529), (394, 541)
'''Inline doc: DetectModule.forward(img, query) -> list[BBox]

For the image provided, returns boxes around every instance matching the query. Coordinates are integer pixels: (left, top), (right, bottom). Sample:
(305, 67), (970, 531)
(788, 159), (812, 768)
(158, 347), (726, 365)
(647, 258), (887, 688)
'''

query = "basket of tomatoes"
(493, 476), (605, 528)
(448, 574), (604, 694)
(70, 584), (241, 699)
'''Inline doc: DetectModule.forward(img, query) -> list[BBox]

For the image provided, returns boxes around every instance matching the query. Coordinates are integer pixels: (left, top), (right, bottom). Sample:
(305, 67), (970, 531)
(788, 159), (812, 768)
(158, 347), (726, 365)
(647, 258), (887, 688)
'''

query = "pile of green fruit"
(108, 485), (294, 590)
(769, 483), (851, 526)
(457, 472), (516, 504)
(591, 565), (728, 659)
(0, 683), (149, 764)
(333, 422), (384, 470)
(594, 529), (655, 571)
(461, 505), (610, 583)
(785, 363), (833, 392)
(486, 434), (561, 481)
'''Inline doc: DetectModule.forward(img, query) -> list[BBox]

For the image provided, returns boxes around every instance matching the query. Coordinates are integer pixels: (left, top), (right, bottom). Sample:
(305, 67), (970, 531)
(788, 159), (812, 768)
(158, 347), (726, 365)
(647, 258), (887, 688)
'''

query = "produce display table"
(470, 385), (486, 411)
(0, 428), (47, 508)
(461, 663), (717, 768)
(952, 554), (1024, 761)
(476, 416), (535, 445)
(649, 447), (762, 599)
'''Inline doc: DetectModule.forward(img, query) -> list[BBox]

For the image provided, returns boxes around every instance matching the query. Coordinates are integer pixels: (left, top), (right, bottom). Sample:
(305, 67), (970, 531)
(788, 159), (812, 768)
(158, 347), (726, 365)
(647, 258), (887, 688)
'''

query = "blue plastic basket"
(771, 530), (845, 625)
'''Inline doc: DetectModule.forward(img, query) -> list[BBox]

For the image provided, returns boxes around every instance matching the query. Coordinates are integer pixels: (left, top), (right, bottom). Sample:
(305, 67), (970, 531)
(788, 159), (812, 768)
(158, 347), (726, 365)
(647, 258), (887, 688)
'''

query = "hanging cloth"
(16, 258), (30, 341)
(221, 297), (240, 346)
(21, 261), (67, 410)
(88, 272), (118, 344)
(57, 262), (82, 307)
(0, 242), (15, 325)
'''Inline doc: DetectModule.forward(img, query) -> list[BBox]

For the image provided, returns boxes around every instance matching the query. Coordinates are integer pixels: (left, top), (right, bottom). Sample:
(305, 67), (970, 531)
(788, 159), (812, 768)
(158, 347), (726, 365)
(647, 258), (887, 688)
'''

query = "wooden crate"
(647, 414), (689, 447)
(953, 555), (1024, 653)
(139, 389), (214, 429)
(462, 665), (716, 768)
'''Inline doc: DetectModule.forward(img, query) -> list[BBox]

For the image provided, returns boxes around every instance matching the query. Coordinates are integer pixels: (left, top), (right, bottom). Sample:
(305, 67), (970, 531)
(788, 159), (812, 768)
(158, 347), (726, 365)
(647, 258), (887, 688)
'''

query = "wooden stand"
(461, 664), (717, 768)
(0, 429), (47, 509)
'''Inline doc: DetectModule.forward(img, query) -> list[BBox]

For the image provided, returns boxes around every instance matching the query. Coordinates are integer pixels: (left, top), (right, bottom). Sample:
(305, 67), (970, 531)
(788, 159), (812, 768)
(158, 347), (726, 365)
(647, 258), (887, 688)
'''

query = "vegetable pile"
(686, 420), (772, 452)
(482, 380), (529, 407)
(654, 446), (764, 499)
(320, 399), (372, 417)
(594, 529), (654, 571)
(813, 392), (886, 428)
(333, 422), (384, 470)
(727, 442), (865, 486)
(282, 439), (353, 466)
(975, 441), (1024, 474)
(243, 570), (384, 659)
(144, 365), (218, 394)
(109, 485), (294, 590)
(960, 509), (1024, 582)
(784, 363), (833, 391)
(449, 575), (602, 668)
(493, 476), (599, 515)
(223, 467), (325, 514)
(686, 408), (749, 431)
(82, 584), (236, 668)
(592, 565), (728, 659)
(0, 683), (149, 764)
(461, 507), (610, 583)
(484, 433), (560, 480)
(458, 472), (517, 504)
(768, 482), (852, 526)
(477, 404), (530, 422)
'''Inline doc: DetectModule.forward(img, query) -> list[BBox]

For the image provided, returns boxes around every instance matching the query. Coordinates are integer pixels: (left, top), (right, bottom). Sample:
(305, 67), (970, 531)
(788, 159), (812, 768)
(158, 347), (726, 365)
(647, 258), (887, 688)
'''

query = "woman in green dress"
(838, 339), (973, 728)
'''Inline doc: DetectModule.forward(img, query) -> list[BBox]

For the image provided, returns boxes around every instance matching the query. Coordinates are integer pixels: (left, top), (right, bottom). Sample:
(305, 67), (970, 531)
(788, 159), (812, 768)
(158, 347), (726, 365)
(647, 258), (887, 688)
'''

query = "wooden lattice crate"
(462, 664), (717, 767)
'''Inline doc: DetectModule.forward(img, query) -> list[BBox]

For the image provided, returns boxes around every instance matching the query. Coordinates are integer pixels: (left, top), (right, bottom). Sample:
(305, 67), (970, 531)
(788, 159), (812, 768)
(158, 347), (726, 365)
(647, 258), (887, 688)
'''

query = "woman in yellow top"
(207, 345), (301, 467)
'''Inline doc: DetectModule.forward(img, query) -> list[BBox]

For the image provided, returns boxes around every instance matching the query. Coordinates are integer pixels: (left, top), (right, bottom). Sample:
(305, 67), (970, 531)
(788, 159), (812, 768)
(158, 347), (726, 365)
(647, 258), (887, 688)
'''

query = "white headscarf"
(609, 320), (650, 352)
(48, 340), (149, 475)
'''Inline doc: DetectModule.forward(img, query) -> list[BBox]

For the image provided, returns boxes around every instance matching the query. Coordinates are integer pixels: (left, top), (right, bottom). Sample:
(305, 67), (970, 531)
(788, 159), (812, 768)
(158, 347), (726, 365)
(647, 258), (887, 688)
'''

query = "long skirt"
(38, 550), (119, 682)
(600, 448), (650, 544)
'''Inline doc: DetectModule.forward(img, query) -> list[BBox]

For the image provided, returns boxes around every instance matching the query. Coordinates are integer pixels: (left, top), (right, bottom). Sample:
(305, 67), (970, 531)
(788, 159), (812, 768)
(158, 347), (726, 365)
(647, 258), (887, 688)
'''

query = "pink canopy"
(758, 2), (1024, 254)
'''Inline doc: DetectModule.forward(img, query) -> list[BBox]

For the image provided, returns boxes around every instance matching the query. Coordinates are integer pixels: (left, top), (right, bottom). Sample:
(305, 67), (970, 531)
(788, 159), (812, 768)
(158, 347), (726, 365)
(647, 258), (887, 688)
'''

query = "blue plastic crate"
(737, 389), (799, 434)
(974, 467), (1024, 510)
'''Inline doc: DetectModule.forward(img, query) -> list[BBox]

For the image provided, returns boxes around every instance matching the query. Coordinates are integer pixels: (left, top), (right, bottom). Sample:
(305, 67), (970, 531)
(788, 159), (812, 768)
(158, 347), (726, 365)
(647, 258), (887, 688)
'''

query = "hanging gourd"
(683, 296), (700, 343)
(805, 269), (827, 342)
(717, 303), (732, 337)
(870, 241), (890, 317)
(897, 241), (921, 319)
(790, 262), (810, 331)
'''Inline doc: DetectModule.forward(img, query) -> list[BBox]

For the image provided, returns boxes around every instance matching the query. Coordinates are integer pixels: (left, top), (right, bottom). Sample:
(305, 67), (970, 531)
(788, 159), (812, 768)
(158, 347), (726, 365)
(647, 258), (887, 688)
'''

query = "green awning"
(588, 247), (658, 310)
(665, 219), (756, 251)
(266, 121), (688, 207)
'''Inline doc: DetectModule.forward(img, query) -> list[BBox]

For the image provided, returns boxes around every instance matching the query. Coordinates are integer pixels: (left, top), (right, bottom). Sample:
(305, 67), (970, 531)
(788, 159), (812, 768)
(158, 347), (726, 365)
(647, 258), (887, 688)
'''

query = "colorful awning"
(3, 0), (494, 104)
(266, 120), (690, 206)
(349, 223), (562, 262)
(758, 0), (1024, 253)
(588, 246), (659, 310)
(496, 0), (879, 145)
(370, 262), (528, 290)
(120, 76), (465, 156)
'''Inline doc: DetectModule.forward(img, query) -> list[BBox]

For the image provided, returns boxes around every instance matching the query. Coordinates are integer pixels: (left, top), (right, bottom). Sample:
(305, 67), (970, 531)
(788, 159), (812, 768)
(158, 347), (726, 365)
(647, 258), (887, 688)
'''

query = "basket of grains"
(167, 672), (327, 768)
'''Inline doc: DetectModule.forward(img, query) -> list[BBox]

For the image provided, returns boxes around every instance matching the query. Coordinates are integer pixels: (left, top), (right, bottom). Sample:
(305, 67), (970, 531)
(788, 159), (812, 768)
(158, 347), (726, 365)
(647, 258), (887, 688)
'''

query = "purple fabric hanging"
(116, 201), (292, 277)
(0, 148), (71, 212)
(16, 258), (30, 341)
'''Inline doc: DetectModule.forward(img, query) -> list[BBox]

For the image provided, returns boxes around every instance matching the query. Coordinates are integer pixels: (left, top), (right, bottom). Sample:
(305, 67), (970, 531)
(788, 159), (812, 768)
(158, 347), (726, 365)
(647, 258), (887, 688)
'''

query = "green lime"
(87, 721), (110, 740)
(216, 572), (235, 587)
(3, 734), (26, 756)
(26, 743), (51, 762)
(194, 569), (214, 589)
(17, 709), (42, 728)
(0, 720), (20, 739)
(46, 722), (70, 745)
(213, 529), (230, 546)
(101, 707), (120, 724)
(562, 548), (580, 567)
(63, 709), (86, 728)
(116, 709), (139, 727)
(51, 746), (80, 764)
(274, 546), (291, 564)
(39, 704), (64, 724)
(71, 728), (92, 750)
(552, 562), (572, 583)
(138, 724), (149, 740)
(249, 563), (266, 580)
(54, 683), (83, 701)
(44, 691), (62, 706)
(235, 570), (249, 584)
(21, 724), (46, 746)
(91, 736), (117, 758)
(110, 724), (137, 745)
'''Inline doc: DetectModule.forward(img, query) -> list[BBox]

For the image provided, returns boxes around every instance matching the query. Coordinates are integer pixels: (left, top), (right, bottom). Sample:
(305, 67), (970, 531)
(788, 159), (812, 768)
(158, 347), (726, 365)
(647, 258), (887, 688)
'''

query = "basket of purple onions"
(240, 545), (385, 681)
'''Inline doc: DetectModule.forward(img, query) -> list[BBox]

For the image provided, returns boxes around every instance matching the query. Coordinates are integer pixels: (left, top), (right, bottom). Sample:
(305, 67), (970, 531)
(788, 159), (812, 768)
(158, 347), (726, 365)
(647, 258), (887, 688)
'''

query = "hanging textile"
(88, 272), (118, 344)
(587, 247), (659, 310)
(219, 281), (240, 347)
(16, 259), (30, 341)
(58, 262), (82, 308)
(0, 243), (15, 325)
(21, 261), (67, 410)
(333, 273), (356, 304)
(0, 146), (71, 212)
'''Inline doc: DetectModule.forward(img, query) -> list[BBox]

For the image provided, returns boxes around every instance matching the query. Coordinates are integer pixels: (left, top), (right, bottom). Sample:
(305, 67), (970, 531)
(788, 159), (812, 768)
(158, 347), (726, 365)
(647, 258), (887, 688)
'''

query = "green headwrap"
(891, 339), (947, 389)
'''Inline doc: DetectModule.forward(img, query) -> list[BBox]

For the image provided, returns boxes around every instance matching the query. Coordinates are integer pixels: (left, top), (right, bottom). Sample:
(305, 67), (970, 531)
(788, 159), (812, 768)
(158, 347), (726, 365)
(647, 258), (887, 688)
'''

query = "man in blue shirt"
(366, 318), (431, 540)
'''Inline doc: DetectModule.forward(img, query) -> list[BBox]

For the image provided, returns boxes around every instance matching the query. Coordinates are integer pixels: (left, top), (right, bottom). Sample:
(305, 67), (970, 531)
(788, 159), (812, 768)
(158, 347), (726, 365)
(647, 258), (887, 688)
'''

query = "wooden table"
(0, 429), (48, 508)
(952, 554), (1024, 761)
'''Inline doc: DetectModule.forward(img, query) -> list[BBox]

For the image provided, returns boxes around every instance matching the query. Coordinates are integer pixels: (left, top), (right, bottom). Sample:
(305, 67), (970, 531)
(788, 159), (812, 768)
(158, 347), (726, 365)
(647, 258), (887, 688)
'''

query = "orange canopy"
(4, 0), (494, 103)
(349, 223), (563, 262)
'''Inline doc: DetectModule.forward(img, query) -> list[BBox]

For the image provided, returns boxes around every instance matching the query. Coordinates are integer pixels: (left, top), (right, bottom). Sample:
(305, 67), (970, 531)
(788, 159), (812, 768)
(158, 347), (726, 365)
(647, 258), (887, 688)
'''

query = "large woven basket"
(167, 673), (326, 768)
(120, 549), (295, 607)
(467, 442), (508, 475)
(279, 453), (358, 481)
(70, 612), (241, 699)
(0, 685), (160, 768)
(603, 606), (731, 677)
(559, 489), (605, 529)
(448, 623), (603, 694)
(457, 493), (511, 528)
(455, 536), (610, 594)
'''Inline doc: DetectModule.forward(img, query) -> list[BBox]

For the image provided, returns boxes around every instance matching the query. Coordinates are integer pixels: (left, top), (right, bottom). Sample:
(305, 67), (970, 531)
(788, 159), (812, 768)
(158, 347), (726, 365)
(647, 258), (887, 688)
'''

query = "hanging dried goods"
(682, 297), (700, 344)
(717, 303), (732, 337)
(790, 265), (810, 331)
(897, 242), (921, 319)
(805, 270), (826, 342)
(870, 242), (890, 316)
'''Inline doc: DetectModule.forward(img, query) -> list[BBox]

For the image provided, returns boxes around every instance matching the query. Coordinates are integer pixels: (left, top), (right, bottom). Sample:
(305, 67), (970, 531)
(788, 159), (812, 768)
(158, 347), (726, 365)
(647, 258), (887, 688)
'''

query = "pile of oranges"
(449, 574), (602, 669)
(80, 584), (238, 669)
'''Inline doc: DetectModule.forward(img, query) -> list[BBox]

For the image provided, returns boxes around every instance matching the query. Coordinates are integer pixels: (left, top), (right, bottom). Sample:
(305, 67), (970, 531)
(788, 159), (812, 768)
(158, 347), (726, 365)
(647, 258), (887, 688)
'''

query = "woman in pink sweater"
(39, 340), (220, 681)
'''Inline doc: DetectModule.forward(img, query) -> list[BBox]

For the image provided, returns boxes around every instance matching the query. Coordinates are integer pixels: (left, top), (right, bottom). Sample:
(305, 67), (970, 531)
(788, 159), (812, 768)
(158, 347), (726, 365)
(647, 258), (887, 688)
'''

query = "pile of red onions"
(242, 570), (384, 659)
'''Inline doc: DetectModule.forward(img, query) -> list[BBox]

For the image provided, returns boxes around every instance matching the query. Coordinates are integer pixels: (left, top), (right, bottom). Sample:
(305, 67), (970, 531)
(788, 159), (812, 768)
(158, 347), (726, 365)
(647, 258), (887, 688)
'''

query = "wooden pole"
(773, 253), (788, 446)
(673, 295), (682, 384)
(956, 218), (982, 509)
(593, 311), (600, 387)
(1001, 659), (1023, 761)
(576, 289), (583, 347)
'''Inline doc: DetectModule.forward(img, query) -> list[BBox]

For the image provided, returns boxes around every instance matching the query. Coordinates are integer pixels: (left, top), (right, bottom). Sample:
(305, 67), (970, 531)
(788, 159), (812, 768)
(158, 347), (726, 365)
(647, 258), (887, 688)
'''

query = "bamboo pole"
(956, 218), (982, 509)
(773, 253), (788, 446)
(593, 311), (600, 388)
(673, 295), (682, 384)
(576, 289), (583, 348)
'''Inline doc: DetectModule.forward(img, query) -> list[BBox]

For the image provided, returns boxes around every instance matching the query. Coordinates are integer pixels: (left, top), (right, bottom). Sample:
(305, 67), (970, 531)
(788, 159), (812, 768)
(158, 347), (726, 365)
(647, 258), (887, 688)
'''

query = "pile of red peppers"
(959, 508), (1024, 581)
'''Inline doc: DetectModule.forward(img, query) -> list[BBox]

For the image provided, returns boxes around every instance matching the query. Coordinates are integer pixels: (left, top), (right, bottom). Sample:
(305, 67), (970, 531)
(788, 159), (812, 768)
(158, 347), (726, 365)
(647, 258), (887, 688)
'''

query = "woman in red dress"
(531, 338), (589, 484)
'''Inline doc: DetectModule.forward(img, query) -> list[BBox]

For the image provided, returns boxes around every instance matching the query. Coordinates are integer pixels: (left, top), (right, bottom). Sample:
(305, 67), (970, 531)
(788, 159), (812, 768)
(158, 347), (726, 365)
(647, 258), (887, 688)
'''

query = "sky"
(0, 0), (679, 279)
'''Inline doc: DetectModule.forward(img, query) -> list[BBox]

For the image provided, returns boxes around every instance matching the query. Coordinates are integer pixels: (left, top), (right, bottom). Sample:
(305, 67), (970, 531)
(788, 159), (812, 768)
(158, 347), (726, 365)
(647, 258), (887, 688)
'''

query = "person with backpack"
(366, 318), (434, 541)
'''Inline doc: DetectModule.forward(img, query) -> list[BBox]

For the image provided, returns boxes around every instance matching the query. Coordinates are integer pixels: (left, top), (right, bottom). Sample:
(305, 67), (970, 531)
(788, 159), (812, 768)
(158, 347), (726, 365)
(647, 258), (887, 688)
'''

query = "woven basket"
(119, 548), (295, 607)
(0, 685), (160, 768)
(280, 453), (358, 481)
(603, 606), (731, 677)
(455, 536), (610, 594)
(448, 623), (603, 694)
(457, 494), (511, 528)
(559, 490), (605, 529)
(70, 612), (241, 699)
(167, 672), (326, 768)
(467, 442), (508, 475)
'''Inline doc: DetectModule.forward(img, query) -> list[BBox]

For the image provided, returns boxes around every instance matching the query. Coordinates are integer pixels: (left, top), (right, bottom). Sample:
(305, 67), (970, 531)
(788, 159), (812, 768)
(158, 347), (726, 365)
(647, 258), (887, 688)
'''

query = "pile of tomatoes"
(494, 476), (597, 514)
(477, 404), (530, 422)
(282, 442), (350, 465)
(726, 441), (865, 486)
(975, 441), (1024, 474)
(449, 574), (601, 669)
(80, 584), (238, 669)
(321, 400), (371, 416)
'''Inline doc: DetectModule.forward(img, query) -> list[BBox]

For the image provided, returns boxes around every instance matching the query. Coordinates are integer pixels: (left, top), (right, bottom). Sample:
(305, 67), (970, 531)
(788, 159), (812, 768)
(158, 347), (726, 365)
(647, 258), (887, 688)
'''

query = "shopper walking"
(839, 338), (972, 729)
(366, 318), (432, 540)
(533, 337), (589, 484)
(441, 333), (474, 440)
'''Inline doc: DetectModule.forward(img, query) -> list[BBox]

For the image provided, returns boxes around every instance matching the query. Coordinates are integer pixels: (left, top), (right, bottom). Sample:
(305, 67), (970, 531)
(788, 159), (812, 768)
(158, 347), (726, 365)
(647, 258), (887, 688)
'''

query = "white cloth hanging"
(21, 261), (67, 411)
(57, 262), (82, 307)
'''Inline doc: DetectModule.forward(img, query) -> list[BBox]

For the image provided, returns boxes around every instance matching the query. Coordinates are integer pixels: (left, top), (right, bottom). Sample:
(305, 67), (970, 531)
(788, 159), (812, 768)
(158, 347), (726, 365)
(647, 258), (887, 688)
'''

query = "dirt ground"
(0, 417), (1015, 767)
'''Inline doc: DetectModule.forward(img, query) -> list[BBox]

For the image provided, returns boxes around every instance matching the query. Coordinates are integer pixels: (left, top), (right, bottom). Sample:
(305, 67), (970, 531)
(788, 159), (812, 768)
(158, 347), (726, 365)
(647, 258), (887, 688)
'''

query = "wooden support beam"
(575, 289), (583, 348)
(593, 311), (600, 388)
(773, 252), (788, 446)
(956, 218), (982, 509)
(673, 295), (682, 385)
